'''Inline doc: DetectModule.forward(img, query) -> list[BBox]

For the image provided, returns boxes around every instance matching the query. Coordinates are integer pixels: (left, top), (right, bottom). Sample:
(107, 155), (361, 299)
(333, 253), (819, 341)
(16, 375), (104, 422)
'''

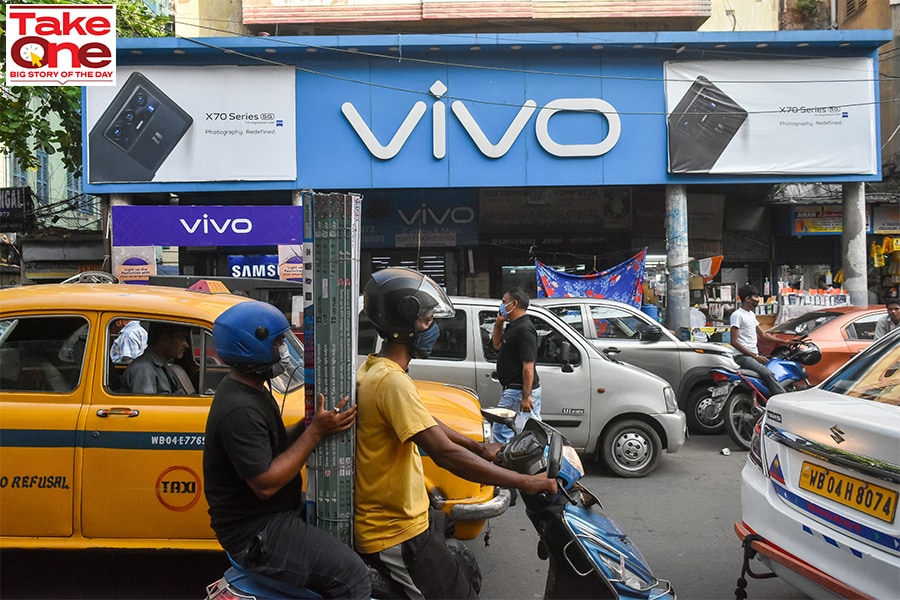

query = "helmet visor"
(415, 274), (455, 320)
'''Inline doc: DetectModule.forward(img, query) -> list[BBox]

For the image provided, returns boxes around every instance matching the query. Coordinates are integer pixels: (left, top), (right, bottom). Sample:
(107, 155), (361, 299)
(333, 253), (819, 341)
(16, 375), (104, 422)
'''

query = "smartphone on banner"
(667, 75), (748, 173)
(88, 72), (193, 183)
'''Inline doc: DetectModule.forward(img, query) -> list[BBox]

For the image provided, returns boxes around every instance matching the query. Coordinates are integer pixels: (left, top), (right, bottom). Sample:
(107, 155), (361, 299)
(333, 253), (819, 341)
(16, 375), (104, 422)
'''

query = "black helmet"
(363, 268), (454, 342)
(792, 341), (822, 366)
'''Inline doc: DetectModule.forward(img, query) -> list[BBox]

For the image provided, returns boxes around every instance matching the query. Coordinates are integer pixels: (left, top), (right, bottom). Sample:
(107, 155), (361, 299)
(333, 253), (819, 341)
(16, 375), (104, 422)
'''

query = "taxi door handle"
(97, 407), (140, 418)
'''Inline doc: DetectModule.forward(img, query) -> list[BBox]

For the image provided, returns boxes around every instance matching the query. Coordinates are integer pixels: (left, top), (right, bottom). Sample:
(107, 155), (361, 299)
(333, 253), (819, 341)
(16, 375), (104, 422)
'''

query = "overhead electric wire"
(175, 31), (897, 118)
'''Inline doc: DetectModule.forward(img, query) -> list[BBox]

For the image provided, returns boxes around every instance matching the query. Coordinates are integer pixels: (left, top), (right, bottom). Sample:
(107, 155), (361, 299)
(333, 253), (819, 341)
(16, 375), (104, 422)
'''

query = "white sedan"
(736, 329), (900, 599)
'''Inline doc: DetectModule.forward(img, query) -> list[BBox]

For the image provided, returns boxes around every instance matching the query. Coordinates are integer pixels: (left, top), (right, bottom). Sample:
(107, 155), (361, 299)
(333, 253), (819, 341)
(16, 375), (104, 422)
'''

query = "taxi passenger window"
(110, 320), (203, 396)
(0, 316), (88, 393)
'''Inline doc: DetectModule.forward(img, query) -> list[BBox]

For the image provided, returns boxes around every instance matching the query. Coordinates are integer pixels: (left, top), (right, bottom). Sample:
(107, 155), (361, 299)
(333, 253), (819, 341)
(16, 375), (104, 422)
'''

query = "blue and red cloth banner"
(536, 249), (646, 307)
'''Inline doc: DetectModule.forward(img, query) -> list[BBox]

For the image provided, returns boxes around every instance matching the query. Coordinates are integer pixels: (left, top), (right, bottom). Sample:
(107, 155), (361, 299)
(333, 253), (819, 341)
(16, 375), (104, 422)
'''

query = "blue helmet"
(213, 300), (290, 365)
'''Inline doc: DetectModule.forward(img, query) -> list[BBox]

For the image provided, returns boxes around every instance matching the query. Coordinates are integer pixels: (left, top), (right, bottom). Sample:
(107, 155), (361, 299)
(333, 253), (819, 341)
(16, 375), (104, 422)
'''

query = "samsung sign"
(111, 205), (302, 246)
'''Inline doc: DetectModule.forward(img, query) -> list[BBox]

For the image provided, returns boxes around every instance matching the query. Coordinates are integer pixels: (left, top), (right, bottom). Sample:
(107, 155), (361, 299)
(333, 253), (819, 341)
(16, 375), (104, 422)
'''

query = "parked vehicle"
(0, 284), (503, 550)
(358, 297), (687, 478)
(709, 339), (820, 450)
(759, 305), (886, 384)
(534, 297), (737, 435)
(485, 408), (676, 599)
(735, 329), (900, 600)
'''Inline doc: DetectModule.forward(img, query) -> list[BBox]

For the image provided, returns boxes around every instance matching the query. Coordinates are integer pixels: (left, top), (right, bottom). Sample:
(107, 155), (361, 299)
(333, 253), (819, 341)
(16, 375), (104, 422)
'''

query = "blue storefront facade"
(84, 30), (892, 299)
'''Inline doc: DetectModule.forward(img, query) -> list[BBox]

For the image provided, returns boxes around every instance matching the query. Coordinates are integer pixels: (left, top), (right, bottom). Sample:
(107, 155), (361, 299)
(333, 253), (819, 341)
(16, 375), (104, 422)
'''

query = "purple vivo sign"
(112, 205), (303, 247)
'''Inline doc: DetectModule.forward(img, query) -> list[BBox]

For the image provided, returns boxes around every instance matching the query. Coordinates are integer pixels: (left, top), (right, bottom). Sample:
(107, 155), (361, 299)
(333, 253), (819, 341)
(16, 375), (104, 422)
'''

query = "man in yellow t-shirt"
(355, 268), (557, 599)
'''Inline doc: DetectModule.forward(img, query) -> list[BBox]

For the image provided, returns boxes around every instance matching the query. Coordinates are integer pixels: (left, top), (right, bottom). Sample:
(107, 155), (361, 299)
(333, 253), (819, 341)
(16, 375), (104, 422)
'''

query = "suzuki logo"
(829, 425), (845, 444)
(180, 213), (253, 235)
(342, 80), (621, 160)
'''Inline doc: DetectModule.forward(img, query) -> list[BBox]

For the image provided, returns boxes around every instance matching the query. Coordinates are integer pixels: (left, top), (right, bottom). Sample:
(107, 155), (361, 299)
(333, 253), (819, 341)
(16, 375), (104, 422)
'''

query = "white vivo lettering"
(342, 80), (621, 160)
(179, 214), (253, 235)
(536, 98), (621, 157)
(451, 100), (537, 159)
(341, 101), (427, 160)
(398, 204), (476, 225)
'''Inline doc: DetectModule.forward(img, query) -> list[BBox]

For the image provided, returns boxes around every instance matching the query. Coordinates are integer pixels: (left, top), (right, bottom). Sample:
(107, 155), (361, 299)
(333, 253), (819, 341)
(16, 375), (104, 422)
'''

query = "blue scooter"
(707, 339), (821, 451)
(485, 409), (676, 600)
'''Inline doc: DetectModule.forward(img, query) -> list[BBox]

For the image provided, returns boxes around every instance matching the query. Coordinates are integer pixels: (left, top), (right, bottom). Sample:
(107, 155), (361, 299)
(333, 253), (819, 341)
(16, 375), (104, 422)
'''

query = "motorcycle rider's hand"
(755, 354), (770, 364)
(521, 474), (558, 497)
(308, 394), (356, 439)
(481, 441), (504, 464)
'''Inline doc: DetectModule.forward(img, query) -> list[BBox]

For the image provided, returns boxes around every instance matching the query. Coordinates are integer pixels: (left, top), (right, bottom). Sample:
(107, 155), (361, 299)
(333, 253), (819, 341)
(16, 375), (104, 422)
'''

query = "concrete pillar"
(665, 184), (690, 332)
(841, 183), (868, 306)
(104, 194), (131, 274)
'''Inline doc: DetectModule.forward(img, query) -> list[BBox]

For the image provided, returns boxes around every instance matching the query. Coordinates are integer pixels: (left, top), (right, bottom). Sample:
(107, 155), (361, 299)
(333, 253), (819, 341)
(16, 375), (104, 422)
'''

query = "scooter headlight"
(595, 551), (655, 592)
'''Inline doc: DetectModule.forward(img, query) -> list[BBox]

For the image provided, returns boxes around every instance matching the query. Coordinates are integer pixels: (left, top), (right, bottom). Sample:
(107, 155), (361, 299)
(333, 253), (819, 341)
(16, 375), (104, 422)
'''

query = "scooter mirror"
(547, 432), (563, 479)
(481, 406), (517, 428)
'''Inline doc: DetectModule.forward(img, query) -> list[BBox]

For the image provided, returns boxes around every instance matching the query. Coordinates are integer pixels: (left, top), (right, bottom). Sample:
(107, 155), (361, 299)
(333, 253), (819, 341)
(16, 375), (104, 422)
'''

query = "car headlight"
(663, 386), (678, 413)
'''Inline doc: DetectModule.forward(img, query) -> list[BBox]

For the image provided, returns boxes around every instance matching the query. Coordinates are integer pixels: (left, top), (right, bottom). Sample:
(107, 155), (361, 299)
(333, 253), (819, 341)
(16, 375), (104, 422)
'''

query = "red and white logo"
(5, 4), (116, 86)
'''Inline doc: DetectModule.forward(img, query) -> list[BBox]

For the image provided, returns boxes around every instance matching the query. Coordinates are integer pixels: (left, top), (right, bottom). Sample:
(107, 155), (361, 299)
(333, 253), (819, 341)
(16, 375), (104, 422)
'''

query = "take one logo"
(5, 4), (116, 87)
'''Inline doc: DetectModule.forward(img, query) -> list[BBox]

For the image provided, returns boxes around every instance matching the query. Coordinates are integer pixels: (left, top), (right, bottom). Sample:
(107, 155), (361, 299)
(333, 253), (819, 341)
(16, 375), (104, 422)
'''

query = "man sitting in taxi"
(121, 322), (191, 394)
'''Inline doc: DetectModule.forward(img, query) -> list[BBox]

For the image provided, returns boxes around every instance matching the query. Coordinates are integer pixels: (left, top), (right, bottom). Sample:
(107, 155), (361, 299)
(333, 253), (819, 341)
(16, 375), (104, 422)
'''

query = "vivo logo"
(342, 80), (621, 160)
(399, 204), (475, 225)
(180, 214), (253, 234)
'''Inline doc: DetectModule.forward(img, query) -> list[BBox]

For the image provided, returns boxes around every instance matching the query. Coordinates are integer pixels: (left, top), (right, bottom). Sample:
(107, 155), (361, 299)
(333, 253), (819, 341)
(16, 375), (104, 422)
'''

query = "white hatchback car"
(736, 329), (900, 599)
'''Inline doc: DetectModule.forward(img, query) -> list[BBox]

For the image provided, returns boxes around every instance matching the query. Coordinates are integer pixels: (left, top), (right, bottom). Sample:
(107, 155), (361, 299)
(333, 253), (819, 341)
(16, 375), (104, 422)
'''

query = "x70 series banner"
(665, 58), (877, 175)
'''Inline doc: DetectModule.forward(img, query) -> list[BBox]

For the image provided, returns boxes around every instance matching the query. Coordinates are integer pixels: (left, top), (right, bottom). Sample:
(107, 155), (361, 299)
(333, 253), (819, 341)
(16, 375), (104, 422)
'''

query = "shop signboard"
(792, 205), (873, 236)
(0, 187), (36, 233)
(111, 205), (303, 247)
(360, 190), (478, 248)
(82, 32), (888, 194)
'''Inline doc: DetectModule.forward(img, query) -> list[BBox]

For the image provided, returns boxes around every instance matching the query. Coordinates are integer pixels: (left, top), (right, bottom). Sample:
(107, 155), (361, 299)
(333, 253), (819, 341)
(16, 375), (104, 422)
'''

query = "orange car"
(760, 305), (886, 384)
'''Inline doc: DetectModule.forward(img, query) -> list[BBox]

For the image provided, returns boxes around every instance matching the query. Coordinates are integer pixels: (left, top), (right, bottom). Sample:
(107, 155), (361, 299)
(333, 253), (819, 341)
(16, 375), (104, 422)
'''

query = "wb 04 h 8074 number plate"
(799, 461), (898, 523)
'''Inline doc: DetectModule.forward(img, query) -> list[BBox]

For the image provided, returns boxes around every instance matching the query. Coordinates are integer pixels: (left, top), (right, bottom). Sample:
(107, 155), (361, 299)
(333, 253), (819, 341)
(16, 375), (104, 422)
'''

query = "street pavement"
(0, 433), (808, 599)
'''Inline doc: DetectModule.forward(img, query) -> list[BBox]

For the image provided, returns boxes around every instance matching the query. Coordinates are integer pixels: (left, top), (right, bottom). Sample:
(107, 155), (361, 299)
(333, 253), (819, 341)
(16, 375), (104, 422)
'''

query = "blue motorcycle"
(708, 339), (821, 450)
(486, 409), (676, 600)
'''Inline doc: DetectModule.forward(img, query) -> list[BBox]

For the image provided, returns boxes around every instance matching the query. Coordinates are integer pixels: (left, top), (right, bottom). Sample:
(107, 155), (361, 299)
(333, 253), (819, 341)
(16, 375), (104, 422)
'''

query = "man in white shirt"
(730, 284), (787, 395)
(110, 319), (148, 364)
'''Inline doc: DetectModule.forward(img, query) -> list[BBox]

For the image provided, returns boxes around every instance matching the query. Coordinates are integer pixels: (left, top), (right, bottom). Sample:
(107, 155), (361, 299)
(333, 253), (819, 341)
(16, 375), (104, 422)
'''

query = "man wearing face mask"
(204, 300), (371, 599)
(356, 268), (557, 599)
(491, 287), (542, 444)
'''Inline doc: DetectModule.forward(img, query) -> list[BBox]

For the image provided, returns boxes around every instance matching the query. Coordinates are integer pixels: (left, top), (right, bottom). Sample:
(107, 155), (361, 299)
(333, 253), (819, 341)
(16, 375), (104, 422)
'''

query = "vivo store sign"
(342, 80), (621, 160)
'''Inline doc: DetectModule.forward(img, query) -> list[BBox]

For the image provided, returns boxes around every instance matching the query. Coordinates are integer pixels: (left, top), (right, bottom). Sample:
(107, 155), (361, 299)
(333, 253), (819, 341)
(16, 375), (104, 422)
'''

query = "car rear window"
(770, 312), (838, 336)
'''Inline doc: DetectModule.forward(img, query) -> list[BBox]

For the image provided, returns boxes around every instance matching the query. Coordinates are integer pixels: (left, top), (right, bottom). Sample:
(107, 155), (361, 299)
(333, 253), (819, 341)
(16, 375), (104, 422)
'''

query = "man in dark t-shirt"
(204, 300), (370, 599)
(490, 287), (543, 443)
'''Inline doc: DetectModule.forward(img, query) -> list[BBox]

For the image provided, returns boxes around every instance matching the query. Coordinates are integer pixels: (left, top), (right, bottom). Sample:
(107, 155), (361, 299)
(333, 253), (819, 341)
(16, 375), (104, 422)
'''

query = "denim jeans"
(491, 386), (542, 444)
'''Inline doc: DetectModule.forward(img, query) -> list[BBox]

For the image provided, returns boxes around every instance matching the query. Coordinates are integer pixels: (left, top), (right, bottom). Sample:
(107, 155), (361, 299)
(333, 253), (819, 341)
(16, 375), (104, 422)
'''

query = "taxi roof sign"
(188, 279), (231, 294)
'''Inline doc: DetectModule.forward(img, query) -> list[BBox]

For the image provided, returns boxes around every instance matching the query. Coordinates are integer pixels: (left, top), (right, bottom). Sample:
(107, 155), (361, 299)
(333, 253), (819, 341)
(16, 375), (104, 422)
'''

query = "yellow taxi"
(0, 284), (504, 550)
